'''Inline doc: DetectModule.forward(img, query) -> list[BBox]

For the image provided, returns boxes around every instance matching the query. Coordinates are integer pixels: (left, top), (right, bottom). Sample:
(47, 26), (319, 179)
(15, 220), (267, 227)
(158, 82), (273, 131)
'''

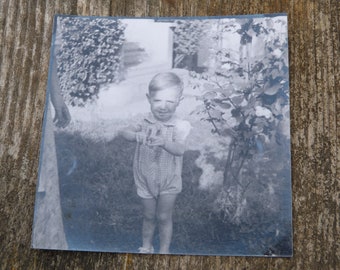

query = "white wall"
(123, 19), (174, 69)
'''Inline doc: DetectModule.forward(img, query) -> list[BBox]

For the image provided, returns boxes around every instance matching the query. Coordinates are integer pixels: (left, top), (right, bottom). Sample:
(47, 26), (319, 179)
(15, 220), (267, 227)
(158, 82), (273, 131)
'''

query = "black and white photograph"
(32, 14), (292, 257)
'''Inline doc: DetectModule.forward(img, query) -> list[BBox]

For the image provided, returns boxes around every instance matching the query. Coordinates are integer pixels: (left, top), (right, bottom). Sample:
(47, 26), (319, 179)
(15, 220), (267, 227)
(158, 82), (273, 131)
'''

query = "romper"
(133, 114), (191, 199)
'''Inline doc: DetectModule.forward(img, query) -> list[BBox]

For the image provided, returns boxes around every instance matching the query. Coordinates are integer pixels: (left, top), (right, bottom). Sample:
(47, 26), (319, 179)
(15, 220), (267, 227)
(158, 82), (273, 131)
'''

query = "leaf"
(252, 62), (264, 73)
(214, 100), (232, 109)
(203, 83), (217, 91)
(219, 85), (234, 96)
(231, 108), (242, 118)
(221, 128), (237, 137)
(209, 108), (224, 120)
(263, 83), (281, 95)
(255, 106), (272, 119)
(261, 93), (277, 105)
(203, 91), (217, 100)
(231, 95), (244, 105)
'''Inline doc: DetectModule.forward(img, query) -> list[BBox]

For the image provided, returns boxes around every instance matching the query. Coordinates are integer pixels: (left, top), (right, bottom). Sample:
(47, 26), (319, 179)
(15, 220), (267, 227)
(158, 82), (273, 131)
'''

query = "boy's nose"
(158, 102), (167, 109)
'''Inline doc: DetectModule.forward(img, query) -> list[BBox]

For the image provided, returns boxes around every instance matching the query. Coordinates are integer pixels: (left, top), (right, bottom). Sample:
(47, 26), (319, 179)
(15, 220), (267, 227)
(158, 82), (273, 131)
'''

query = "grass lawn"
(55, 131), (291, 256)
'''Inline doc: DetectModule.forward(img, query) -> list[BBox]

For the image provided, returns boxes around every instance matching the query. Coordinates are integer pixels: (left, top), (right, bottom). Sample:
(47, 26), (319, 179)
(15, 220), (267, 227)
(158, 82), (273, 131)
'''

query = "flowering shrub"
(188, 17), (290, 231)
(56, 17), (126, 106)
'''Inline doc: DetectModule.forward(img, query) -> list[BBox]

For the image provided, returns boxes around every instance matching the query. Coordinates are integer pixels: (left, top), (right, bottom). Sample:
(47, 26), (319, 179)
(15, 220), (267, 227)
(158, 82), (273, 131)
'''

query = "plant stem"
(206, 108), (221, 135)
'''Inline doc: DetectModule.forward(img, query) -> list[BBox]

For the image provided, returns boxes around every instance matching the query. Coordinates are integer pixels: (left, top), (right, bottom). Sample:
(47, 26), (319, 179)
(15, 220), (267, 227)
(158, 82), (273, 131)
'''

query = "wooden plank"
(0, 0), (338, 269)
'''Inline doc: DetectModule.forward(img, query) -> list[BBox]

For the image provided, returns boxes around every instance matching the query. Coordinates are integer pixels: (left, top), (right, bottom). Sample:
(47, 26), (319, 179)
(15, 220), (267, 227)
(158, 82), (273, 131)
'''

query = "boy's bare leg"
(141, 198), (157, 250)
(157, 194), (177, 254)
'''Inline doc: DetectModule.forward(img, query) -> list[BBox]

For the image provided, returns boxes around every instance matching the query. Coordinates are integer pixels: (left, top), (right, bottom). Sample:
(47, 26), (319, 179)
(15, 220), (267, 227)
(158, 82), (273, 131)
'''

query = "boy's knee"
(143, 211), (156, 222)
(157, 212), (171, 224)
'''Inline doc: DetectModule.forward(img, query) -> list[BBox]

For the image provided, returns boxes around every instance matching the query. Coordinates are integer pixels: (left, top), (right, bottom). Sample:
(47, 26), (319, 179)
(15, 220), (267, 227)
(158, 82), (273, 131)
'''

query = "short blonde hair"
(148, 72), (183, 95)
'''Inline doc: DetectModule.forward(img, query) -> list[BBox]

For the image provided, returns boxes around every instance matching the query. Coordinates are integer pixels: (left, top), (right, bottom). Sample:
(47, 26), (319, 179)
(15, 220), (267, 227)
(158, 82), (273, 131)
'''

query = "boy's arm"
(163, 140), (186, 156)
(149, 120), (191, 156)
(118, 129), (136, 141)
(118, 125), (145, 142)
(148, 137), (185, 156)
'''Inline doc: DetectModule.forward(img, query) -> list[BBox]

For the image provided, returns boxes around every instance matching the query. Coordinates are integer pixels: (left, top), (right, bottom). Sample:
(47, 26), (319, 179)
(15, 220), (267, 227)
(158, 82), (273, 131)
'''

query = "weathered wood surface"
(0, 0), (338, 269)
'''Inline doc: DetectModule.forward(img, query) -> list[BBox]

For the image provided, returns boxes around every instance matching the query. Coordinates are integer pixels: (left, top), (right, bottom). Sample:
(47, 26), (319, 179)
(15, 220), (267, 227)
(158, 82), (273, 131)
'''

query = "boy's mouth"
(157, 113), (168, 118)
(156, 110), (169, 115)
(154, 111), (171, 120)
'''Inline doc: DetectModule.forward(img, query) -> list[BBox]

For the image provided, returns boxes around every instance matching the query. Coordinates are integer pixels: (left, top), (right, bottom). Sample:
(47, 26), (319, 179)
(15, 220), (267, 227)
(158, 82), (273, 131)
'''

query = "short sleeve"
(173, 120), (192, 142)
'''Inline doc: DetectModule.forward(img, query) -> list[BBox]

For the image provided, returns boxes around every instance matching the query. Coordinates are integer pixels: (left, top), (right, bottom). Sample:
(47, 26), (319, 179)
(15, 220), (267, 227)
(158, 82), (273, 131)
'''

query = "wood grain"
(0, 0), (338, 269)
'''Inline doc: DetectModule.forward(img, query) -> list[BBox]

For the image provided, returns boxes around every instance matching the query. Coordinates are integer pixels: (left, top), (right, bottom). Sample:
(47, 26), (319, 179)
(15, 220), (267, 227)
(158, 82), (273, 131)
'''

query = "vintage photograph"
(32, 14), (292, 257)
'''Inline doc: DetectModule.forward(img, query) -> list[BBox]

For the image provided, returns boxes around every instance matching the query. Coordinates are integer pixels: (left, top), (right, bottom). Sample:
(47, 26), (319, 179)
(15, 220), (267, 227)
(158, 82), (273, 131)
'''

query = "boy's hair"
(148, 72), (183, 95)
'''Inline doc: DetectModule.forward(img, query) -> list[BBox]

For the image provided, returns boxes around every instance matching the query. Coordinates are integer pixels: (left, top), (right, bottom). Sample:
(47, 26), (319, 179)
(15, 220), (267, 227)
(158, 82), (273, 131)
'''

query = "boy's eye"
(152, 99), (175, 104)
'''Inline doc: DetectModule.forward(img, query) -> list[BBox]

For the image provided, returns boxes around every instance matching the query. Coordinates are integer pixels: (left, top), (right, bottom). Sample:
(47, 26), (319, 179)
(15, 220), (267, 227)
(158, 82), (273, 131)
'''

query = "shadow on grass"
(55, 131), (291, 256)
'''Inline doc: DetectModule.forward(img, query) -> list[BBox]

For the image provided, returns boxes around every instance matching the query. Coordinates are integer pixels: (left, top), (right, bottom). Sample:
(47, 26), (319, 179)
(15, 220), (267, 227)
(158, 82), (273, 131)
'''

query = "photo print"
(32, 14), (292, 257)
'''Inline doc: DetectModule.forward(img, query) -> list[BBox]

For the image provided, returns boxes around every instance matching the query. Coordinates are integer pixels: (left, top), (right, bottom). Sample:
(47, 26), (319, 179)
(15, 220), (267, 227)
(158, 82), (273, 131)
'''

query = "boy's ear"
(178, 95), (184, 103)
(146, 93), (151, 103)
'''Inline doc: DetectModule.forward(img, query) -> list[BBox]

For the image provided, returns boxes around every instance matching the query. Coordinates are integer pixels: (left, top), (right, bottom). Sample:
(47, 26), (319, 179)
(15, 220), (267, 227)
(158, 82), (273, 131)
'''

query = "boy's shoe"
(138, 246), (154, 254)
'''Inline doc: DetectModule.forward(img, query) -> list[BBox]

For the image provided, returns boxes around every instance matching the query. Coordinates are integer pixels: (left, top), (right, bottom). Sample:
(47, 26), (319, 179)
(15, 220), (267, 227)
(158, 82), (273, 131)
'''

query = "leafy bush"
(56, 16), (126, 106)
(172, 20), (208, 69)
(188, 17), (291, 234)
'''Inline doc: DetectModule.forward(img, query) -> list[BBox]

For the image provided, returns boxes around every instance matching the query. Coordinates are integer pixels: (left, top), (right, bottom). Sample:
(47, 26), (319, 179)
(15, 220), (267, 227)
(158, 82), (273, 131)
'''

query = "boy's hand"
(136, 132), (147, 145)
(147, 135), (165, 147)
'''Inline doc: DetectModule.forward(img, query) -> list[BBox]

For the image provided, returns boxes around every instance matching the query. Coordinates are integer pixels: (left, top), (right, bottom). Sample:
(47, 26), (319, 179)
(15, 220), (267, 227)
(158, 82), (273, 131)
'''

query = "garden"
(54, 15), (292, 256)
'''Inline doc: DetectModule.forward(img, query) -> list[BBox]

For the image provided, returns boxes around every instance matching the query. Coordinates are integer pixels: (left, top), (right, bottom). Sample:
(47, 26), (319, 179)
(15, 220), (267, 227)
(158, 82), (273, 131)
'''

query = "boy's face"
(147, 87), (182, 122)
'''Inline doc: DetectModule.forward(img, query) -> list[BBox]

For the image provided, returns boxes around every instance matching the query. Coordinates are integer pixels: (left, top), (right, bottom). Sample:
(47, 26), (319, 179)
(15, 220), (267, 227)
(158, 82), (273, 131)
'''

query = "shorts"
(134, 171), (182, 199)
